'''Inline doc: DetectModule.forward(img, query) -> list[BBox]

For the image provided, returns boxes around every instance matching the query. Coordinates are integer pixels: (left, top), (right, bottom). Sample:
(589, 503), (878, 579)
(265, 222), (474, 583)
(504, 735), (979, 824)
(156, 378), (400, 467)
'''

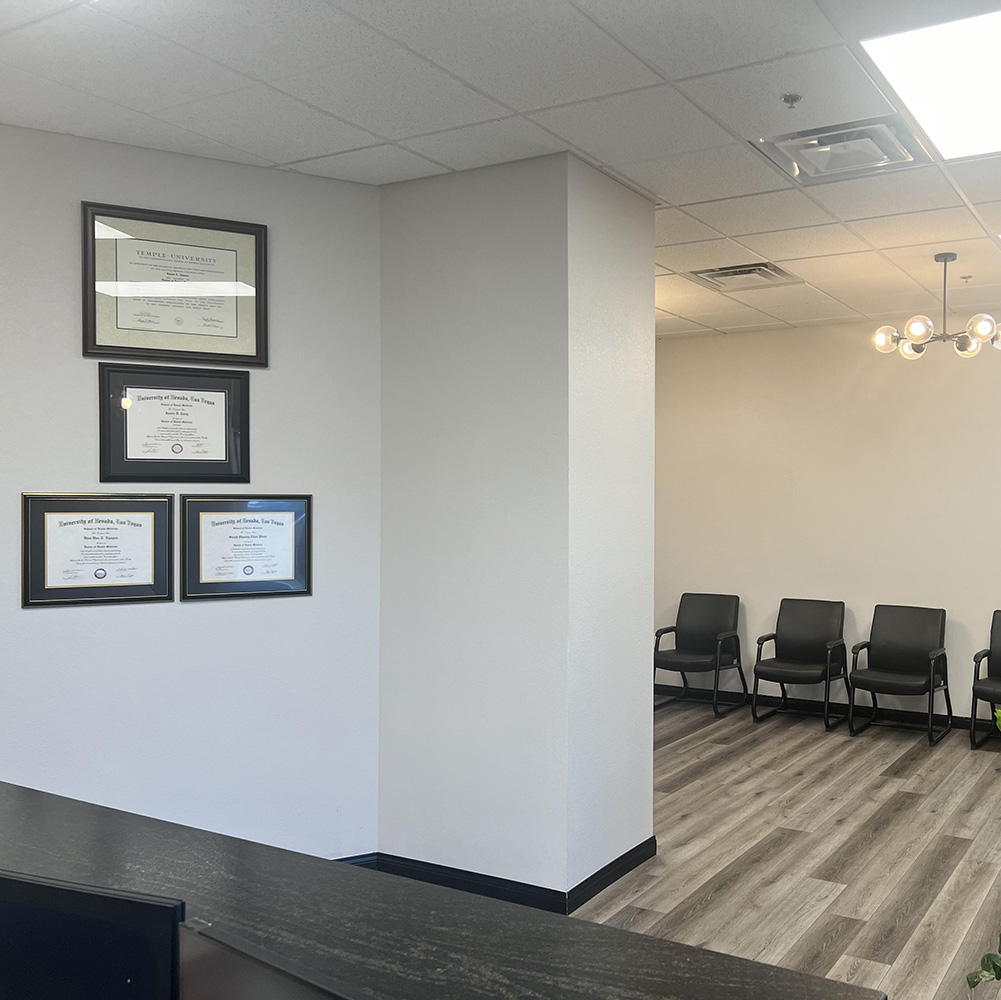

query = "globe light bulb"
(873, 325), (899, 353)
(899, 340), (926, 360)
(993, 333), (1001, 351)
(955, 334), (982, 358)
(904, 315), (934, 344)
(967, 313), (997, 343)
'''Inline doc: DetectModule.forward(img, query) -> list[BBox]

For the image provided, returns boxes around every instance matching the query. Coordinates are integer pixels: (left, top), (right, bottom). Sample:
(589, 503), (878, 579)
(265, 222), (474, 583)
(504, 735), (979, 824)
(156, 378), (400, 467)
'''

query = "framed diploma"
(180, 495), (311, 601)
(82, 202), (267, 367)
(99, 363), (249, 482)
(22, 494), (173, 608)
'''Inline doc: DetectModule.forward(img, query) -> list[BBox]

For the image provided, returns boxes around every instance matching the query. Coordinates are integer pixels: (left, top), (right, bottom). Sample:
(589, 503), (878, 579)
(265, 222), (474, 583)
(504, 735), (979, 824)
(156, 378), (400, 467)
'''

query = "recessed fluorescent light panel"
(863, 11), (1001, 160)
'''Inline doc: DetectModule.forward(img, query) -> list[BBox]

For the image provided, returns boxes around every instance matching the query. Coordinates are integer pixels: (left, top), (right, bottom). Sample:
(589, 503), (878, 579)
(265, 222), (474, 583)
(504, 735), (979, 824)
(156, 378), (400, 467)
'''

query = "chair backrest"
(988, 610), (1001, 678)
(675, 593), (739, 653)
(868, 605), (946, 674)
(774, 598), (845, 663)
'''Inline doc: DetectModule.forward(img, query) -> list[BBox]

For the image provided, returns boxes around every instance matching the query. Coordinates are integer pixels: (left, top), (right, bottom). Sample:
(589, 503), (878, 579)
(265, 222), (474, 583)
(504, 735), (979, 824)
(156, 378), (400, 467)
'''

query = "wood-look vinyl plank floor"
(576, 702), (1001, 1000)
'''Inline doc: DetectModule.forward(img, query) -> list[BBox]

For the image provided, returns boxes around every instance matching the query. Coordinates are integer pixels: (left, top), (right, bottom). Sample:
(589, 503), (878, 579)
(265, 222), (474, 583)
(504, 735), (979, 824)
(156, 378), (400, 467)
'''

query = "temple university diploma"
(115, 238), (238, 338)
(45, 513), (154, 588)
(199, 513), (295, 583)
(125, 388), (228, 461)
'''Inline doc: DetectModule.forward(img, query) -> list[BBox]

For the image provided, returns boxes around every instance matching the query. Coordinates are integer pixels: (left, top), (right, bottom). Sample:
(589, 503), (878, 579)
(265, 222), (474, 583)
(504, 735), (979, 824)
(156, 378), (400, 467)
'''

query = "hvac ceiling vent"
(685, 262), (803, 293)
(754, 113), (932, 185)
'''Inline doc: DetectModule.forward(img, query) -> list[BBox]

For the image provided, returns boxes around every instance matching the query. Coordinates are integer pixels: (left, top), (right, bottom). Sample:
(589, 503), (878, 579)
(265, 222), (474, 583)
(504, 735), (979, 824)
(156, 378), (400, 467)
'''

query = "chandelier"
(872, 252), (998, 359)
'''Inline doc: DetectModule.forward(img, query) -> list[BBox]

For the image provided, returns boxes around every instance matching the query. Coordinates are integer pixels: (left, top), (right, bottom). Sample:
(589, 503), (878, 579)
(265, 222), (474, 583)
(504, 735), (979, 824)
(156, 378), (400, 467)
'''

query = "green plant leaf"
(969, 968), (997, 988)
(983, 954), (1001, 974)
(994, 706), (1001, 732)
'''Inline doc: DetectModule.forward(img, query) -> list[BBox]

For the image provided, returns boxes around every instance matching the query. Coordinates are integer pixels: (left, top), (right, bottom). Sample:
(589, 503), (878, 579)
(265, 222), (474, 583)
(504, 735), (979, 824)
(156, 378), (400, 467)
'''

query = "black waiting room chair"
(848, 604), (952, 745)
(751, 598), (848, 730)
(654, 593), (747, 717)
(971, 610), (1001, 749)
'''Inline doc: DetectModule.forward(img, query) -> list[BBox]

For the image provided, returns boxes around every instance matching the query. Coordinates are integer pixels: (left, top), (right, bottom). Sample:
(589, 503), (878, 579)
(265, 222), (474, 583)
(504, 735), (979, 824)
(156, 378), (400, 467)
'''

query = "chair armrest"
(826, 638), (847, 673)
(851, 640), (869, 671)
(716, 629), (740, 662)
(929, 647), (947, 682)
(654, 625), (676, 652)
(756, 632), (777, 647)
(974, 648), (990, 679)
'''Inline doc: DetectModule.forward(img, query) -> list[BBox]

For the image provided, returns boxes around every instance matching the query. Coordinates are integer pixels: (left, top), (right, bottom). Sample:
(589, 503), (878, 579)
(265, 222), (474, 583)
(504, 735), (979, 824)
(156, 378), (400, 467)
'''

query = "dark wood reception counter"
(0, 781), (885, 1000)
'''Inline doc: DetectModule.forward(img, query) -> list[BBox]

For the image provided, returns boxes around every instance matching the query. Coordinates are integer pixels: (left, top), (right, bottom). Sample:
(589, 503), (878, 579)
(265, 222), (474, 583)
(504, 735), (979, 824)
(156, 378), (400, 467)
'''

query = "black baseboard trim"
(334, 838), (657, 915)
(654, 683), (967, 729)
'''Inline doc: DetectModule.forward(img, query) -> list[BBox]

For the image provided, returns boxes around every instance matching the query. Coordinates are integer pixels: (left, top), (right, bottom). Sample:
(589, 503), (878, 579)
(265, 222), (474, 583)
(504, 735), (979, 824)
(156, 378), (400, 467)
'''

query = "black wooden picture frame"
(99, 363), (249, 483)
(22, 493), (174, 608)
(180, 495), (312, 601)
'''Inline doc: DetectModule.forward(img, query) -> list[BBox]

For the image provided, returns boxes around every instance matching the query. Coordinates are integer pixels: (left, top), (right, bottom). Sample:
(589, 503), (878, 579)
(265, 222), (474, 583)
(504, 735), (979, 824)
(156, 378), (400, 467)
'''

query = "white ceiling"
(3, 0), (1001, 338)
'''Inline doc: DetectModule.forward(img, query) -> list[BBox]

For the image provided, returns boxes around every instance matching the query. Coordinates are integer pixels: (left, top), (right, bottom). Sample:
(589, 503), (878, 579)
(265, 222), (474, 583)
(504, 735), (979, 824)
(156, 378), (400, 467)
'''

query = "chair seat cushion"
(754, 657), (829, 685)
(973, 676), (1001, 702)
(654, 649), (735, 673)
(850, 668), (932, 696)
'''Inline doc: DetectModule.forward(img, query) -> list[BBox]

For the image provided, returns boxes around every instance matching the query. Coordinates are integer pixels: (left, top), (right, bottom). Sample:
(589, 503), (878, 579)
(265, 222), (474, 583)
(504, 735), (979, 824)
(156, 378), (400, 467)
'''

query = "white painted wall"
(566, 157), (653, 887)
(380, 154), (654, 891)
(0, 124), (382, 857)
(656, 323), (1001, 720)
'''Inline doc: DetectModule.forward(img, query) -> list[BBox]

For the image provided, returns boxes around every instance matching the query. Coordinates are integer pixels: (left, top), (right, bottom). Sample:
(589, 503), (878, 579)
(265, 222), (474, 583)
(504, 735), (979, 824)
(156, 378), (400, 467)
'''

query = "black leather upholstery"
(849, 604), (952, 744)
(971, 610), (1001, 748)
(675, 593), (739, 653)
(654, 593), (746, 717)
(752, 598), (847, 729)
(654, 649), (735, 673)
(867, 605), (946, 676)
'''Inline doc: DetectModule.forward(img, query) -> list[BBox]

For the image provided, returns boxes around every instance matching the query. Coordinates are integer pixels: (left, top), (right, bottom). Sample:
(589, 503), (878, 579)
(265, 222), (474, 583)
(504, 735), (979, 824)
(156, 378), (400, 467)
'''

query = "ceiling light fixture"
(872, 252), (998, 360)
(862, 11), (1001, 160)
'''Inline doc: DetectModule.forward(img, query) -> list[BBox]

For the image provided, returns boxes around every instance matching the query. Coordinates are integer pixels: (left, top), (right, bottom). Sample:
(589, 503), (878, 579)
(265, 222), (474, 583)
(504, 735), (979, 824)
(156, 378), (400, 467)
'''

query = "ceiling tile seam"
(321, 0), (523, 116)
(277, 141), (454, 174)
(0, 1), (86, 38)
(668, 273), (809, 326)
(671, 41), (848, 84)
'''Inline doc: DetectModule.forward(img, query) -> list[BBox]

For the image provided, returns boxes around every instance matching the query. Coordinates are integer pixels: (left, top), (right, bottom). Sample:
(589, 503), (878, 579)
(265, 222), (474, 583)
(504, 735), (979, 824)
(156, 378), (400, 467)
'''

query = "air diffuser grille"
(685, 262), (802, 292)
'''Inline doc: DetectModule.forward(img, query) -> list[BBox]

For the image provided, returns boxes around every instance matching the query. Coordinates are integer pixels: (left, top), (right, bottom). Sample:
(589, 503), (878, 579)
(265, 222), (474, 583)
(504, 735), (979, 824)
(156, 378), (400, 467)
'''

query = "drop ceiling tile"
(685, 307), (783, 330)
(398, 117), (567, 170)
(974, 202), (1001, 237)
(806, 166), (963, 220)
(0, 63), (272, 164)
(623, 144), (791, 206)
(836, 289), (940, 316)
(657, 328), (721, 339)
(729, 284), (859, 321)
(678, 47), (894, 141)
(289, 145), (449, 184)
(816, 0), (1001, 43)
(91, 0), (381, 82)
(332, 0), (659, 111)
(0, 1), (84, 34)
(946, 155), (1001, 205)
(884, 239), (1001, 291)
(655, 265), (671, 275)
(655, 239), (763, 272)
(655, 209), (722, 246)
(684, 189), (835, 236)
(271, 36), (507, 139)
(850, 207), (986, 248)
(944, 283), (1001, 310)
(736, 224), (870, 261)
(572, 0), (840, 80)
(157, 86), (375, 163)
(529, 85), (732, 166)
(0, 5), (251, 113)
(655, 273), (736, 314)
(784, 251), (926, 297)
(655, 314), (711, 334)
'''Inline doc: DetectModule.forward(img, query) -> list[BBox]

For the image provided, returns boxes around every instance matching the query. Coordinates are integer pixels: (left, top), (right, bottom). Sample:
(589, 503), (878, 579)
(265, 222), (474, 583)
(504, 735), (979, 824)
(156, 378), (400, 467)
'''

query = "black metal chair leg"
(927, 684), (952, 745)
(712, 665), (745, 718)
(971, 699), (999, 749)
(822, 672), (849, 731)
(848, 684), (873, 736)
(751, 678), (786, 723)
(654, 670), (689, 711)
